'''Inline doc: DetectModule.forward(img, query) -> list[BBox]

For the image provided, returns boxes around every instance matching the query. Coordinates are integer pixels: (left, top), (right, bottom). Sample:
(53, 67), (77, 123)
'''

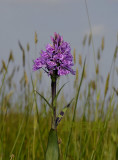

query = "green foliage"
(56, 98), (74, 127)
(45, 129), (59, 160)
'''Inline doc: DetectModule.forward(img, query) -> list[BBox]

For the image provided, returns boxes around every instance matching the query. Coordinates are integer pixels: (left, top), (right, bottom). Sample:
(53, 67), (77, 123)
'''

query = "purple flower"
(33, 32), (75, 76)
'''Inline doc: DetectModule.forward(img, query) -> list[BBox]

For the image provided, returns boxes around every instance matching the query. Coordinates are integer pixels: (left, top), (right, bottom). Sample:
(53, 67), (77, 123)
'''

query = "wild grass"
(0, 32), (118, 160)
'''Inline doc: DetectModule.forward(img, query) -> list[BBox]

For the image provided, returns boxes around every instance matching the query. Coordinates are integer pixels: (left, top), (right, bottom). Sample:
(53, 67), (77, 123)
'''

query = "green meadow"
(0, 33), (118, 160)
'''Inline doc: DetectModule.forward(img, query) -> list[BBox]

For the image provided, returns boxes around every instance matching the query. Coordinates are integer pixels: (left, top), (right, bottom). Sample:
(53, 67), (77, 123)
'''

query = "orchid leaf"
(53, 81), (69, 107)
(35, 90), (52, 108)
(56, 98), (74, 127)
(45, 129), (59, 160)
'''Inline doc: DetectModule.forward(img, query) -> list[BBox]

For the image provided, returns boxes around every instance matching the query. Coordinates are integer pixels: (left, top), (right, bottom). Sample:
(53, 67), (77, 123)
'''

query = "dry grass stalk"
(73, 48), (76, 64)
(88, 32), (92, 46)
(90, 80), (96, 90)
(101, 37), (105, 51)
(96, 64), (99, 74)
(10, 154), (15, 160)
(97, 48), (100, 60)
(27, 43), (30, 52)
(79, 54), (82, 67)
(39, 71), (42, 82)
(104, 73), (110, 97)
(83, 67), (87, 79)
(24, 70), (28, 86)
(35, 32), (38, 44)
(83, 34), (87, 46)
(8, 51), (14, 63)
(0, 67), (3, 74)
(76, 67), (79, 82)
(114, 45), (118, 60)
(113, 87), (118, 96)
(22, 50), (25, 67)
(7, 91), (14, 101)
(2, 60), (7, 71)
(18, 41), (25, 67)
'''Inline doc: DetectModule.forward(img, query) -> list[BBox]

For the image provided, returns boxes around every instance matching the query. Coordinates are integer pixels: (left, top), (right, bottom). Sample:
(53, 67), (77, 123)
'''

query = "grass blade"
(64, 58), (86, 160)
(17, 134), (25, 160)
(31, 75), (45, 158)
(10, 118), (24, 156)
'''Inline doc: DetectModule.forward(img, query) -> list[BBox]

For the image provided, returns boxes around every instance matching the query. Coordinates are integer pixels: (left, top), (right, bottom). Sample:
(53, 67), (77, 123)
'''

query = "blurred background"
(0, 0), (118, 159)
(0, 0), (118, 78)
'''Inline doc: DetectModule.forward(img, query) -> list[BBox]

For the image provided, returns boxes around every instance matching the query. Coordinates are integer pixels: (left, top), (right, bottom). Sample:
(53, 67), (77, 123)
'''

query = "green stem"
(51, 76), (57, 129)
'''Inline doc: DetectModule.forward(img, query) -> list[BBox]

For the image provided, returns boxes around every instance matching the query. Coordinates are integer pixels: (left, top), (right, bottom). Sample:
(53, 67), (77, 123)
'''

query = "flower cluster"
(33, 32), (75, 76)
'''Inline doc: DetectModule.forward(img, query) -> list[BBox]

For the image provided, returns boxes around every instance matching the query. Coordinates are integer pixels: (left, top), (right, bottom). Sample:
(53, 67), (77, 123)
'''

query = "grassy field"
(0, 33), (118, 160)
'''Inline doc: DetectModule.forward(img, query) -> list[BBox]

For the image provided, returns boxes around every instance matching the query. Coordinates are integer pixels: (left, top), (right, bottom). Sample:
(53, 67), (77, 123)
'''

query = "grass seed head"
(35, 32), (38, 44)
(8, 50), (14, 63)
(27, 43), (30, 52)
(10, 154), (15, 160)
(96, 64), (99, 75)
(113, 87), (118, 96)
(18, 41), (25, 67)
(2, 60), (7, 71)
(24, 70), (28, 86)
(0, 66), (3, 74)
(88, 32), (92, 46)
(104, 73), (110, 97)
(74, 67), (79, 87)
(39, 70), (42, 82)
(22, 50), (25, 67)
(97, 48), (101, 60)
(76, 67), (79, 81)
(79, 54), (82, 67)
(114, 45), (118, 60)
(83, 34), (87, 47)
(58, 138), (62, 144)
(101, 37), (105, 51)
(73, 48), (76, 64)
(90, 80), (96, 90)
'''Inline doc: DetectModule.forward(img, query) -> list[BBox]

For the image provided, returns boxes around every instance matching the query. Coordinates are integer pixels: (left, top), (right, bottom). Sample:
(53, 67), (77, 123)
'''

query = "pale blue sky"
(0, 0), (118, 91)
